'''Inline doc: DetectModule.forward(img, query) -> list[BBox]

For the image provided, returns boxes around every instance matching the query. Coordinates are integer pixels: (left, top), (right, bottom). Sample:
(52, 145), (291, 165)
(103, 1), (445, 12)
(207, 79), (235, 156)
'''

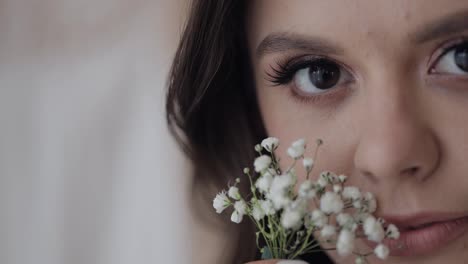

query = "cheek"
(256, 82), (360, 182)
(417, 87), (468, 189)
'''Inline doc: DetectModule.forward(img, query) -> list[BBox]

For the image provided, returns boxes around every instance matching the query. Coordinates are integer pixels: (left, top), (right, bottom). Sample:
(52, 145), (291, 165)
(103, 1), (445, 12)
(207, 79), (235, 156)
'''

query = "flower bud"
(338, 174), (348, 183)
(228, 186), (241, 200)
(374, 244), (390, 259)
(254, 144), (262, 152)
(302, 158), (314, 171)
(355, 256), (365, 264)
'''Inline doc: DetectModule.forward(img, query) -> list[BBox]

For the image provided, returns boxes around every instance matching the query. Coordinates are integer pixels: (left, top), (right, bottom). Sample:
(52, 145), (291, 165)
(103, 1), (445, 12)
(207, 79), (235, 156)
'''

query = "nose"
(353, 82), (440, 184)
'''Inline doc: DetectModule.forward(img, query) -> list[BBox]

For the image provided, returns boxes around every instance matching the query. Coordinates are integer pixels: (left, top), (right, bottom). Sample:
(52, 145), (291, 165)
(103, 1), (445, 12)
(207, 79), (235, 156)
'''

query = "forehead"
(247, 0), (468, 53)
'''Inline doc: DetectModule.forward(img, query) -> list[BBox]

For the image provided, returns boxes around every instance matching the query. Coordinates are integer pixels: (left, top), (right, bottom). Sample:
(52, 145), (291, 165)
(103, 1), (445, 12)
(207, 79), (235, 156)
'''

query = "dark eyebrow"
(256, 32), (344, 58)
(412, 8), (468, 43)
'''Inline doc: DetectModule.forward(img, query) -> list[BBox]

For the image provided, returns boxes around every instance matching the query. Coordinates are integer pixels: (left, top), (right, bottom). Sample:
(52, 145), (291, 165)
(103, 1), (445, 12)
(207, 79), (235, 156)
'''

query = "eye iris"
(308, 60), (340, 89)
(455, 44), (468, 72)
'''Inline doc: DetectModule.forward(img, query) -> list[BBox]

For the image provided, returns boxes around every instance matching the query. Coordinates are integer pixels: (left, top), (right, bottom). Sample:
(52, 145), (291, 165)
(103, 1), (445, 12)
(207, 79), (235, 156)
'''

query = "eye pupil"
(308, 60), (340, 89)
(455, 44), (468, 72)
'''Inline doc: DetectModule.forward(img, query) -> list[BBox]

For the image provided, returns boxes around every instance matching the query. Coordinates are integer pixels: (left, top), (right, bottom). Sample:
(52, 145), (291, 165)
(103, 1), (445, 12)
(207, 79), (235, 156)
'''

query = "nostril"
(402, 166), (419, 175)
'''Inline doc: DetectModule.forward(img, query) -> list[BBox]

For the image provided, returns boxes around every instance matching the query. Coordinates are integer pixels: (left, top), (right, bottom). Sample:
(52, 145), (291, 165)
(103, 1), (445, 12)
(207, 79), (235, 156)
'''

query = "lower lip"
(366, 217), (468, 256)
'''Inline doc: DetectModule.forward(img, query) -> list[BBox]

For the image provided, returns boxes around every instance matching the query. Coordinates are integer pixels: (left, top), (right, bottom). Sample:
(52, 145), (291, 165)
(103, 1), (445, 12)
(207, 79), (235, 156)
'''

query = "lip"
(364, 212), (468, 257)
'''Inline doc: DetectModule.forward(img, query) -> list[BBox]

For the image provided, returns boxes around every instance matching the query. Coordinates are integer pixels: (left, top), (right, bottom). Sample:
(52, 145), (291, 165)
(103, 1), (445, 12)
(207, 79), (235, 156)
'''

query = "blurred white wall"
(0, 0), (191, 263)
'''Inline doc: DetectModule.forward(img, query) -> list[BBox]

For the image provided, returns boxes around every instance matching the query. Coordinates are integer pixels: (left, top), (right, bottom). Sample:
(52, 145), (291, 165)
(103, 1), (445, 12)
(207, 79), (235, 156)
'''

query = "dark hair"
(166, 1), (332, 263)
(166, 1), (264, 263)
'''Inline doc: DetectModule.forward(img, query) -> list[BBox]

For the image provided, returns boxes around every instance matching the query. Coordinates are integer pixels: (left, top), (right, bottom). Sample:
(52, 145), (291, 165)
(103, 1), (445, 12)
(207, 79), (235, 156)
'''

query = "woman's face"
(247, 0), (468, 263)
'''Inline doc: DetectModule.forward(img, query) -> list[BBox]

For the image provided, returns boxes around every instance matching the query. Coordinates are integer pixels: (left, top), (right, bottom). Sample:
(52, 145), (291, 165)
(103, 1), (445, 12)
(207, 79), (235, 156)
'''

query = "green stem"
(285, 159), (297, 174)
(270, 151), (282, 174)
(253, 217), (274, 259)
(245, 171), (258, 201)
(289, 228), (314, 259)
(308, 139), (323, 178)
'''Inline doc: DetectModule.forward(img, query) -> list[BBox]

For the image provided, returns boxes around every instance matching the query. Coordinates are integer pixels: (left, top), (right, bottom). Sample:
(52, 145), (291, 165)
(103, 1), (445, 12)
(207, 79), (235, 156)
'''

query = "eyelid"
(427, 36), (468, 73)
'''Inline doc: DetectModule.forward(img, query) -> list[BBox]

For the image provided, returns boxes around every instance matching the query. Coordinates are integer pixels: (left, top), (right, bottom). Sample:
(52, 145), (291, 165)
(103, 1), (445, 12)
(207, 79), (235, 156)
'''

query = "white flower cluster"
(212, 137), (400, 262)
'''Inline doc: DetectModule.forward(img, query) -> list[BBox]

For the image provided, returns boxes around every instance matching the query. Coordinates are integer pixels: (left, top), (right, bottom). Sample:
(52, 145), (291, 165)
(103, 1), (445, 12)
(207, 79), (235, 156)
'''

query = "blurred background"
(0, 0), (222, 263)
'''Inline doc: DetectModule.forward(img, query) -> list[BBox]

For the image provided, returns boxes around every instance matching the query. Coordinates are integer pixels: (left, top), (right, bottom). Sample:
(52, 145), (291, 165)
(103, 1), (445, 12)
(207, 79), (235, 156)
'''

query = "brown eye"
(432, 42), (468, 75)
(293, 59), (351, 95)
(308, 59), (341, 89)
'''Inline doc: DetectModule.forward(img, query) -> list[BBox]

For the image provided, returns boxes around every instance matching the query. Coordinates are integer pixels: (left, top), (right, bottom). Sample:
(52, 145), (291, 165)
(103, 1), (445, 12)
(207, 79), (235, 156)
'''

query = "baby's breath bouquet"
(213, 138), (400, 263)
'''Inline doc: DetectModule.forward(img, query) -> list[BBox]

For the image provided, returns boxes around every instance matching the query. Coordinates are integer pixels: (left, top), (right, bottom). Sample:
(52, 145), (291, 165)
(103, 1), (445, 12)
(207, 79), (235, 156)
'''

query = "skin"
(245, 0), (468, 263)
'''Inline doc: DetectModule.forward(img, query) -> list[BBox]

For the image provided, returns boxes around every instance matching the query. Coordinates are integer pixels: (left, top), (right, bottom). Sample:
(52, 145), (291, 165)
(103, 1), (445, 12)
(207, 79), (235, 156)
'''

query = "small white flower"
(233, 200), (247, 215)
(363, 192), (377, 213)
(298, 180), (316, 199)
(231, 200), (247, 224)
(355, 256), (365, 264)
(338, 174), (348, 183)
(228, 186), (241, 200)
(386, 224), (400, 239)
(213, 191), (230, 214)
(292, 138), (306, 148)
(268, 174), (294, 209)
(321, 224), (336, 238)
(261, 137), (279, 152)
(252, 203), (265, 221)
(374, 244), (390, 259)
(337, 213), (358, 231)
(353, 199), (362, 209)
(303, 158), (314, 171)
(269, 174), (294, 195)
(287, 139), (306, 159)
(254, 155), (272, 172)
(337, 213), (352, 227)
(337, 229), (355, 256)
(231, 210), (243, 223)
(333, 184), (342, 193)
(255, 172), (273, 193)
(320, 191), (344, 214)
(259, 199), (275, 215)
(281, 208), (302, 229)
(317, 177), (328, 188)
(270, 193), (292, 210)
(287, 146), (304, 159)
(321, 171), (337, 183)
(364, 216), (385, 242)
(353, 212), (370, 224)
(310, 209), (327, 228)
(342, 186), (361, 200)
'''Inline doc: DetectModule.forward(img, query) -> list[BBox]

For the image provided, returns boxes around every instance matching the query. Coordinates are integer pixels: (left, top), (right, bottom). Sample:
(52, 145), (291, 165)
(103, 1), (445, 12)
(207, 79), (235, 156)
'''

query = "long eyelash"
(441, 39), (468, 56)
(266, 58), (317, 86)
(266, 62), (292, 86)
